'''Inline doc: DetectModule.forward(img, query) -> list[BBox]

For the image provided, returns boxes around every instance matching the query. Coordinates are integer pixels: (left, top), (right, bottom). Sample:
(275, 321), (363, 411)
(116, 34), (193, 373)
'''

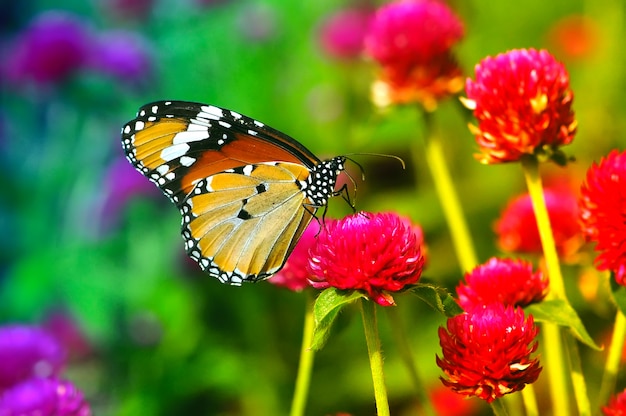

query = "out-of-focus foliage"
(0, 0), (624, 414)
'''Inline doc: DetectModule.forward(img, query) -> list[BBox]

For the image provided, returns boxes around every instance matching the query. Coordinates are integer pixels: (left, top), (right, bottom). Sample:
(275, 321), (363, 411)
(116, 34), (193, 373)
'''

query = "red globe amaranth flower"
(308, 212), (424, 306)
(603, 388), (626, 416)
(0, 326), (66, 391)
(495, 185), (582, 257)
(463, 48), (577, 164)
(364, 0), (464, 110)
(437, 304), (542, 403)
(0, 378), (91, 416)
(456, 258), (548, 310)
(3, 11), (91, 86)
(579, 150), (626, 285)
(269, 221), (320, 291)
(318, 8), (373, 61)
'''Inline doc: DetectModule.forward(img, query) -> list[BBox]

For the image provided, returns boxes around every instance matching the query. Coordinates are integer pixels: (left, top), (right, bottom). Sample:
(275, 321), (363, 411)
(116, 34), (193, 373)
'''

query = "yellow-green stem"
(521, 156), (590, 415)
(490, 397), (510, 416)
(598, 309), (626, 408)
(415, 115), (478, 272)
(386, 307), (437, 416)
(565, 330), (591, 416)
(360, 299), (390, 416)
(289, 292), (316, 416)
(520, 384), (539, 416)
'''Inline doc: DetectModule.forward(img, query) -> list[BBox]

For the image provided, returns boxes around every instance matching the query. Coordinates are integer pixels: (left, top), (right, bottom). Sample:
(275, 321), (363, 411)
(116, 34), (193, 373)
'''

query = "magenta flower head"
(3, 11), (91, 86)
(495, 185), (582, 257)
(456, 258), (548, 310)
(0, 378), (91, 416)
(437, 304), (542, 403)
(463, 48), (577, 164)
(318, 7), (373, 61)
(579, 150), (626, 285)
(269, 221), (320, 291)
(364, 0), (464, 110)
(603, 387), (626, 415)
(308, 212), (424, 306)
(88, 30), (154, 89)
(0, 325), (66, 391)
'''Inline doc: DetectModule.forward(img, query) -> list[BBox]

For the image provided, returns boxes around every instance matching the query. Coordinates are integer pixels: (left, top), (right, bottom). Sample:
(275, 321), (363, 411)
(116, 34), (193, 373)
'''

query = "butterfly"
(121, 100), (347, 285)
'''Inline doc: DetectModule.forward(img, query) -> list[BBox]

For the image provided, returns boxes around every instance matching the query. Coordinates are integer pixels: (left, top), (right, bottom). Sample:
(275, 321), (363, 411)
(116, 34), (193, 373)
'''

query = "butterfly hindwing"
(180, 162), (315, 284)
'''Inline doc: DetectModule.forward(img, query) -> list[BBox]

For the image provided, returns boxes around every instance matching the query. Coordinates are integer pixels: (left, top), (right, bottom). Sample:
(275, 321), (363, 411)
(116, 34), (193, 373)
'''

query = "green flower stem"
(289, 291), (316, 416)
(564, 330), (591, 416)
(490, 398), (510, 416)
(598, 309), (626, 408)
(521, 156), (590, 415)
(520, 384), (539, 416)
(360, 299), (390, 416)
(415, 113), (478, 272)
(386, 307), (437, 416)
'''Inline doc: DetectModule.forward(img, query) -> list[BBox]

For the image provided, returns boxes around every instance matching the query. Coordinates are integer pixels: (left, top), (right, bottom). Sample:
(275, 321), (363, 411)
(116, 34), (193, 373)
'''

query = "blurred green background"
(1, 0), (624, 414)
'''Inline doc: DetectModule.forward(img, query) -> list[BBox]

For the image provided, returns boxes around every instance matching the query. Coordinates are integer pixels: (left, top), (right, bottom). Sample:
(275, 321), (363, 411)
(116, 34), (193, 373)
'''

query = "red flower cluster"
(269, 221), (319, 291)
(364, 0), (464, 110)
(603, 388), (626, 415)
(307, 212), (424, 306)
(457, 258), (548, 310)
(463, 48), (577, 164)
(579, 150), (626, 285)
(495, 185), (582, 257)
(437, 304), (542, 403)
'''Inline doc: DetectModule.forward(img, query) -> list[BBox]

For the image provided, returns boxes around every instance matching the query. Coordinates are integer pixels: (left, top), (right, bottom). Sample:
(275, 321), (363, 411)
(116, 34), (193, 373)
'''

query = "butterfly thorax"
(301, 156), (346, 207)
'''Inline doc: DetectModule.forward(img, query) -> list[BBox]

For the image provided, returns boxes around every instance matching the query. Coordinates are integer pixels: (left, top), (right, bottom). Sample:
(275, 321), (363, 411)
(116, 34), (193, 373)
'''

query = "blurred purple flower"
(236, 4), (278, 42)
(0, 326), (66, 391)
(88, 30), (154, 88)
(43, 312), (92, 361)
(3, 10), (92, 85)
(318, 7), (374, 61)
(0, 378), (91, 416)
(102, 156), (162, 225)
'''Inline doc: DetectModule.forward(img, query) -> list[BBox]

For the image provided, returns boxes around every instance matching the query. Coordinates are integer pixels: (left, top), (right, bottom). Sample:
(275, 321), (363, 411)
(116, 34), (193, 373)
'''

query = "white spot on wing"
(180, 156), (196, 167)
(156, 164), (169, 175)
(135, 120), (145, 131)
(173, 130), (208, 144)
(160, 143), (190, 162)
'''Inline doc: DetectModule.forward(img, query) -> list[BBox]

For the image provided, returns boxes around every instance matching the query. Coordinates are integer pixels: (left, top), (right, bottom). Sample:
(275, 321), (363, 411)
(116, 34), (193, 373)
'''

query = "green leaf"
(610, 276), (626, 315)
(311, 288), (364, 351)
(409, 283), (464, 317)
(525, 300), (601, 350)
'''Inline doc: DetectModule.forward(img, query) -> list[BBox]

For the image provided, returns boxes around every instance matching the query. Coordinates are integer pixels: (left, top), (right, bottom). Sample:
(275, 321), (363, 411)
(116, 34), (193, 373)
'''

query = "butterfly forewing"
(122, 100), (342, 284)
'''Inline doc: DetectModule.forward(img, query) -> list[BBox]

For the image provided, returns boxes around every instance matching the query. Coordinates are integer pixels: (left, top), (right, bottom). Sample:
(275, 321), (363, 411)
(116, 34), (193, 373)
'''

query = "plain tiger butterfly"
(121, 100), (348, 285)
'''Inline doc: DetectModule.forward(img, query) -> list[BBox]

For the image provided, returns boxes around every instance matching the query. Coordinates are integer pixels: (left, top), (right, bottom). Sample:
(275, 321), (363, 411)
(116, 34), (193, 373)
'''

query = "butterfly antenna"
(344, 152), (406, 170)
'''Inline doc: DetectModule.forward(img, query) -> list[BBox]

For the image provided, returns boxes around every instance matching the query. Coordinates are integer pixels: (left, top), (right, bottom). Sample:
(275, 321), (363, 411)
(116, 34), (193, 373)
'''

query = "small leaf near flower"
(410, 283), (463, 317)
(525, 299), (601, 350)
(311, 288), (365, 351)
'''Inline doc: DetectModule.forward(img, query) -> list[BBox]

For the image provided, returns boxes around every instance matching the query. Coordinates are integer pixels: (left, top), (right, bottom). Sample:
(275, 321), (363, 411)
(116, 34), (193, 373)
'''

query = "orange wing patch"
(133, 119), (190, 170)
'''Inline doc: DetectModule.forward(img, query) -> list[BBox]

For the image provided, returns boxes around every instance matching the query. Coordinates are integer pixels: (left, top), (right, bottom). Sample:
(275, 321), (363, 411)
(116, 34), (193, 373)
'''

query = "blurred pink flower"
(364, 0), (464, 109)
(495, 185), (582, 257)
(318, 8), (374, 61)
